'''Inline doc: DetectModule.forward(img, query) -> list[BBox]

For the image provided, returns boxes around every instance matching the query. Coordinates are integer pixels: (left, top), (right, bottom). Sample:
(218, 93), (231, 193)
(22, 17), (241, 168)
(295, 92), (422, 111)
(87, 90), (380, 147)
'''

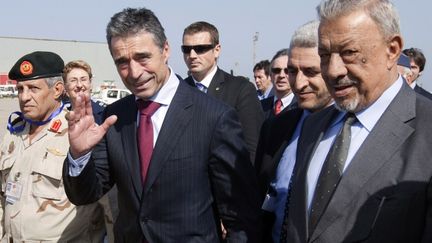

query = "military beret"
(8, 51), (64, 81)
(397, 54), (411, 68)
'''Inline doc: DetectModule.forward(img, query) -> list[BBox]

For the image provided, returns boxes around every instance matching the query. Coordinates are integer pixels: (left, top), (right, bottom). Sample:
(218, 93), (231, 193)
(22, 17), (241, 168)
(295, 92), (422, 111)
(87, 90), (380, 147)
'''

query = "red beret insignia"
(20, 61), (33, 76)
(49, 119), (62, 133)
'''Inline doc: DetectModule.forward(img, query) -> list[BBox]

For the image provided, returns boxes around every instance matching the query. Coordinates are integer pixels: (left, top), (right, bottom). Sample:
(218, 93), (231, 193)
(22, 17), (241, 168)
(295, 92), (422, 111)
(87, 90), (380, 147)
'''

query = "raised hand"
(66, 93), (117, 158)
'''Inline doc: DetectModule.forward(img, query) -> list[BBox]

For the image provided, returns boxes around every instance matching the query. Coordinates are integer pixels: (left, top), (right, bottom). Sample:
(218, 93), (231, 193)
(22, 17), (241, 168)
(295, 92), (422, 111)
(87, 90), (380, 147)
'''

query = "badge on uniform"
(8, 141), (15, 154)
(49, 119), (62, 133)
(5, 181), (23, 204)
(46, 147), (65, 156)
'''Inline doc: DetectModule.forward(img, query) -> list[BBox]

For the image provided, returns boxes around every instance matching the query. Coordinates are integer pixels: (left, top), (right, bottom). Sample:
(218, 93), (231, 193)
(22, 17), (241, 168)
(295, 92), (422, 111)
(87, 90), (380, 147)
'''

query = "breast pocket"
(31, 148), (66, 200)
(345, 185), (422, 242)
(0, 152), (16, 194)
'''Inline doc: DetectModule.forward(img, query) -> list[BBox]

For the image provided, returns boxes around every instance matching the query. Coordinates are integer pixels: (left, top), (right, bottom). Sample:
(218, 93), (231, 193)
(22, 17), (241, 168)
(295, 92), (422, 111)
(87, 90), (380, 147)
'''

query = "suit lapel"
(208, 68), (224, 99)
(310, 84), (416, 241)
(267, 109), (304, 180)
(142, 82), (194, 196)
(289, 106), (338, 241)
(120, 96), (143, 199)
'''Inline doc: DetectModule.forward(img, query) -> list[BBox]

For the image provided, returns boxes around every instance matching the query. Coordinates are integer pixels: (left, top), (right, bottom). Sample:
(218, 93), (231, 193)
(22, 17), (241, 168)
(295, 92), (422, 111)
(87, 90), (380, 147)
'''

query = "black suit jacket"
(184, 68), (264, 162)
(414, 84), (432, 100)
(285, 83), (432, 242)
(254, 108), (304, 242)
(255, 108), (304, 201)
(63, 80), (261, 242)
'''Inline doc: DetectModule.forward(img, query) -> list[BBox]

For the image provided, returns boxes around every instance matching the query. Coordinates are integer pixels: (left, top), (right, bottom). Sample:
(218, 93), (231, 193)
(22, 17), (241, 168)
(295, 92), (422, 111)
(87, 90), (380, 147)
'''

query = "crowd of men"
(1, 0), (432, 242)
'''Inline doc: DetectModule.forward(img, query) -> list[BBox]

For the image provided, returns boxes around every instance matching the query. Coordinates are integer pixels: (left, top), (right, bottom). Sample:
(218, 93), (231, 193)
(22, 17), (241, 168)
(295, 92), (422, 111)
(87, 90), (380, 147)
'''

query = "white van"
(93, 88), (131, 105)
(0, 84), (18, 97)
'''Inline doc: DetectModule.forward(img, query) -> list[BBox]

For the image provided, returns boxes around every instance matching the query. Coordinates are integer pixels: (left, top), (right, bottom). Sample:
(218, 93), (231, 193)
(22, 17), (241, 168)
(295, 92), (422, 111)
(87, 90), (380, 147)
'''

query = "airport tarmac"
(0, 97), (20, 139)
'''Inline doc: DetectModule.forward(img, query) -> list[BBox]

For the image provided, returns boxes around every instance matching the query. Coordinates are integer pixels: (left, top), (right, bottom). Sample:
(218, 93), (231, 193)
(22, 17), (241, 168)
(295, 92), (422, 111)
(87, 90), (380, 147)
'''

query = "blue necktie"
(195, 82), (207, 93)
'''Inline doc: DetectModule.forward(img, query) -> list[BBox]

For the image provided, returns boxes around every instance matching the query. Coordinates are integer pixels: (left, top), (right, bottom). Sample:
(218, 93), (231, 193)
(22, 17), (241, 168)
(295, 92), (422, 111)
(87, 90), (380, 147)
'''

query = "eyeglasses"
(271, 67), (289, 75)
(181, 44), (214, 54)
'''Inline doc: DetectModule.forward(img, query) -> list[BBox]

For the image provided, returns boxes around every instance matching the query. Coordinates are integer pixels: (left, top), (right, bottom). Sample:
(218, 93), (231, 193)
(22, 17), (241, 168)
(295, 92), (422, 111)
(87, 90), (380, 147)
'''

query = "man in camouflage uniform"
(0, 51), (105, 242)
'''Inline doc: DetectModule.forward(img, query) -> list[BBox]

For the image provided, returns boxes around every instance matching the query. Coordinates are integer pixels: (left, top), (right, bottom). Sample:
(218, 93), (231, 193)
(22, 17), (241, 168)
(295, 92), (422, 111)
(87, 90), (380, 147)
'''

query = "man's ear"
(53, 80), (65, 100)
(386, 34), (403, 70)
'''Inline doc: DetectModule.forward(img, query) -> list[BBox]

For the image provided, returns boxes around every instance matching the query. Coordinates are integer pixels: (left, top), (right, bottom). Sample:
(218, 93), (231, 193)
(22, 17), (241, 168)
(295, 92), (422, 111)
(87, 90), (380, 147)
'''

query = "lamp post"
(253, 32), (259, 66)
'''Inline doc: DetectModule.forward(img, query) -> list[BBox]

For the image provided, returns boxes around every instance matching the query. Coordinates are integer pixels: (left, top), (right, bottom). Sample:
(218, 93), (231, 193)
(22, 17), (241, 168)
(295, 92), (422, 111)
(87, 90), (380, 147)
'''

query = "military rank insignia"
(49, 119), (62, 133)
(20, 60), (33, 76)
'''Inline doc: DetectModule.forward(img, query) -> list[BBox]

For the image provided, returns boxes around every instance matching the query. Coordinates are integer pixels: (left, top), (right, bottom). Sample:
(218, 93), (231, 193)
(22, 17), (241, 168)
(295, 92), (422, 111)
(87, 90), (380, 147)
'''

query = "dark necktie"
(274, 99), (282, 115)
(137, 100), (161, 184)
(308, 113), (357, 235)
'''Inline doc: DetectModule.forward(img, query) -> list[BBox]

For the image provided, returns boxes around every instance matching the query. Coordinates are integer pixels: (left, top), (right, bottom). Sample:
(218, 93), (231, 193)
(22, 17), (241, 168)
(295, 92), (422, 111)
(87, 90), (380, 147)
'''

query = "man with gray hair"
(62, 7), (261, 243)
(397, 53), (414, 84)
(260, 49), (297, 119)
(255, 20), (332, 242)
(283, 0), (432, 242)
(0, 51), (105, 242)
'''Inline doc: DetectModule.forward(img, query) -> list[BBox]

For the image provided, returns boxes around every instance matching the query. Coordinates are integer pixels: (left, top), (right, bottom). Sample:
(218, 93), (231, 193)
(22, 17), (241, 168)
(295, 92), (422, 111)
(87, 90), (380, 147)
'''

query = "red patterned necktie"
(137, 100), (161, 184)
(274, 99), (282, 115)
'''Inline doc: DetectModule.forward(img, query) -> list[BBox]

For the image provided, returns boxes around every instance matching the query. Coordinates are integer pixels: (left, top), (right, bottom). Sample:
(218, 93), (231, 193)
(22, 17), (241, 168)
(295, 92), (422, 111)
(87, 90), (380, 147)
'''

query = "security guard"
(0, 51), (105, 242)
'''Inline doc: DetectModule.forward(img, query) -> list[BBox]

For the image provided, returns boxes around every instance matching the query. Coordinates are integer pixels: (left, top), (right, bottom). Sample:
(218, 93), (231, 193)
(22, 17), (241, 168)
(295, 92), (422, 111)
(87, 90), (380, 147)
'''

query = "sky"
(1, 0), (431, 91)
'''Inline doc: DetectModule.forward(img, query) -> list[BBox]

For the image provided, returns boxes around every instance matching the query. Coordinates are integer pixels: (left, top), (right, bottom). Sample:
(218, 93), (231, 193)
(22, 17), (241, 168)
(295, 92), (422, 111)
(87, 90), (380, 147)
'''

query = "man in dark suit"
(260, 49), (297, 119)
(283, 0), (432, 242)
(403, 47), (432, 99)
(182, 21), (264, 162)
(62, 8), (261, 243)
(255, 20), (332, 242)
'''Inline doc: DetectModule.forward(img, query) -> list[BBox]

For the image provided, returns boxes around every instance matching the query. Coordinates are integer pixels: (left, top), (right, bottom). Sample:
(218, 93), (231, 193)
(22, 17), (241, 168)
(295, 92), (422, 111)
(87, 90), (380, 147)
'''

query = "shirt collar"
(135, 66), (179, 107)
(274, 92), (294, 107)
(192, 65), (218, 89)
(330, 75), (403, 131)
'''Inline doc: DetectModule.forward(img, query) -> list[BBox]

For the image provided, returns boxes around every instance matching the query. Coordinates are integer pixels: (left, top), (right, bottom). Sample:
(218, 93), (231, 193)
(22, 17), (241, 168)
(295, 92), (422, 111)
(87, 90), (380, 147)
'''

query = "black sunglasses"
(271, 67), (289, 75)
(181, 44), (215, 54)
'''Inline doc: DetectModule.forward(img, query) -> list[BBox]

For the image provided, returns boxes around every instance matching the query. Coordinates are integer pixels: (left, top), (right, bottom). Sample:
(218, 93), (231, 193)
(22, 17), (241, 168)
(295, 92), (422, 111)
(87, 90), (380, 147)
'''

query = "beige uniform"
(0, 109), (105, 242)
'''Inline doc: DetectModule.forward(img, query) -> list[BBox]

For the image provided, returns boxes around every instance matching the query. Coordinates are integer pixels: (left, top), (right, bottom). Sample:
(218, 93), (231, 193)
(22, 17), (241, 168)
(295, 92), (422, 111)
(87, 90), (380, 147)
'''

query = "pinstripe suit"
(63, 80), (261, 242)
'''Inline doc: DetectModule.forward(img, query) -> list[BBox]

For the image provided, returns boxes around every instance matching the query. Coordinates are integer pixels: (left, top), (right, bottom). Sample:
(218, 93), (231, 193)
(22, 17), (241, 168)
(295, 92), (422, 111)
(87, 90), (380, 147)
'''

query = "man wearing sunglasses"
(182, 21), (264, 162)
(260, 49), (297, 119)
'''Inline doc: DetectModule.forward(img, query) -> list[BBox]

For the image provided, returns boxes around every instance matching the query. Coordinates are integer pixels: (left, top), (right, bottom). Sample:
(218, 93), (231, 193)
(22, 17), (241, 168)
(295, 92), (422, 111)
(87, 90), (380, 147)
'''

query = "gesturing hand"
(66, 93), (117, 159)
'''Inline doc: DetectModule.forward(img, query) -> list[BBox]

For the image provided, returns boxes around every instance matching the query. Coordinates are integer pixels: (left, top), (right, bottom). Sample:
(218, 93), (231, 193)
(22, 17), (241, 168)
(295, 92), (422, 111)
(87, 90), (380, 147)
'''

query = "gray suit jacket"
(285, 83), (432, 242)
(63, 80), (261, 243)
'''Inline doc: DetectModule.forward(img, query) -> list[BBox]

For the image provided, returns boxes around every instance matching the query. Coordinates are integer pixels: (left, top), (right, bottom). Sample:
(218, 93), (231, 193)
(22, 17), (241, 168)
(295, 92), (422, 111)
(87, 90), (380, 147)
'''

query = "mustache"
(330, 77), (358, 87)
